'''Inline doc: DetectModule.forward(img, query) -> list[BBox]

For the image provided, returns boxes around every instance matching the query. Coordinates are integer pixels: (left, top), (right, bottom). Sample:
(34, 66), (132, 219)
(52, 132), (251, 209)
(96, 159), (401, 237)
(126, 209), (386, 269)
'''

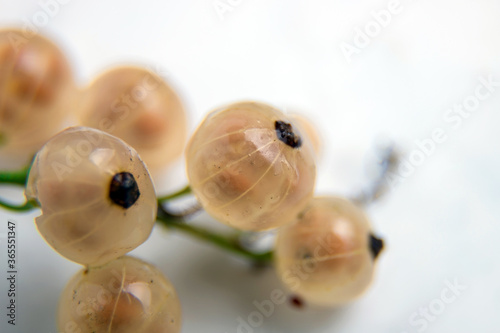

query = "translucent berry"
(0, 29), (76, 163)
(25, 127), (157, 266)
(58, 256), (181, 333)
(274, 196), (384, 306)
(186, 101), (316, 231)
(78, 66), (187, 171)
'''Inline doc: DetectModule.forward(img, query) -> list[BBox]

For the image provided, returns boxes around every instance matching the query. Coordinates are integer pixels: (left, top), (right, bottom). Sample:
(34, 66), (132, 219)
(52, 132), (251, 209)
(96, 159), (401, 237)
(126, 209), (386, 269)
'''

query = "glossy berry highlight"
(58, 256), (181, 333)
(186, 101), (316, 231)
(26, 127), (157, 266)
(275, 196), (384, 307)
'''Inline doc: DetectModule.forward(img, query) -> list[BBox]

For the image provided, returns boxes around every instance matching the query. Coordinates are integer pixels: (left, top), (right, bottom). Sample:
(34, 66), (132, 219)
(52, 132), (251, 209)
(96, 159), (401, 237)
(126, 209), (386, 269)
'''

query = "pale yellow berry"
(58, 256), (181, 333)
(0, 29), (76, 162)
(26, 127), (157, 266)
(78, 66), (187, 171)
(186, 101), (316, 231)
(275, 196), (384, 306)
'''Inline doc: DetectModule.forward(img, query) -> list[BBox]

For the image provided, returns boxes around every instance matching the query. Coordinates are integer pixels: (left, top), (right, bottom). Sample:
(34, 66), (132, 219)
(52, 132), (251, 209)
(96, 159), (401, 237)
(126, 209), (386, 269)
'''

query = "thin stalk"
(0, 165), (30, 186)
(0, 166), (273, 263)
(354, 144), (399, 205)
(0, 199), (37, 212)
(157, 185), (192, 202)
(156, 206), (273, 264)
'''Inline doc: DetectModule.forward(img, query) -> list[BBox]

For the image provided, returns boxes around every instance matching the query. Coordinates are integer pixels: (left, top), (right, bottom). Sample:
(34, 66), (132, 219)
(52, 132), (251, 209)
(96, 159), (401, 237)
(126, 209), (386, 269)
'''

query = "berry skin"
(78, 66), (187, 172)
(0, 29), (76, 164)
(274, 196), (384, 307)
(186, 101), (316, 231)
(58, 256), (181, 333)
(25, 127), (157, 266)
(289, 113), (321, 157)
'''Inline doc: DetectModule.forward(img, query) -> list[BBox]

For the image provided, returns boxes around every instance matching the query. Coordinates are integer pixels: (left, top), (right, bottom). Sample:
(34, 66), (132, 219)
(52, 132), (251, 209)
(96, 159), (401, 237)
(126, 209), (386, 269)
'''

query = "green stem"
(157, 185), (192, 202)
(0, 166), (273, 264)
(0, 199), (37, 212)
(156, 207), (273, 264)
(0, 165), (31, 186)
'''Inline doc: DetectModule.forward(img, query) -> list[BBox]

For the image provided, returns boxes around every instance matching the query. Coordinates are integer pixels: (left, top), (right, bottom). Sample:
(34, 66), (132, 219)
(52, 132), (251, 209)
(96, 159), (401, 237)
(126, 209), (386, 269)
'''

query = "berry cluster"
(1, 29), (184, 333)
(0, 29), (186, 171)
(0, 28), (386, 332)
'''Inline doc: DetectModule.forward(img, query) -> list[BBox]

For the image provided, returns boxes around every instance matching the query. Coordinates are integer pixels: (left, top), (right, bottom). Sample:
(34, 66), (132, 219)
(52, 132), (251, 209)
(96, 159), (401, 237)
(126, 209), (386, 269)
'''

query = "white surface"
(1, 0), (500, 332)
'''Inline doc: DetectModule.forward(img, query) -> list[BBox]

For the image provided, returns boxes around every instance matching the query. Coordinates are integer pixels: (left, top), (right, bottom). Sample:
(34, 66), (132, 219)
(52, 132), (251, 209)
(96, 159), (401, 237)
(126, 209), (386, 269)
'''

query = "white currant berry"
(186, 101), (316, 231)
(78, 66), (187, 171)
(25, 127), (157, 266)
(58, 256), (181, 333)
(274, 196), (384, 306)
(0, 29), (76, 163)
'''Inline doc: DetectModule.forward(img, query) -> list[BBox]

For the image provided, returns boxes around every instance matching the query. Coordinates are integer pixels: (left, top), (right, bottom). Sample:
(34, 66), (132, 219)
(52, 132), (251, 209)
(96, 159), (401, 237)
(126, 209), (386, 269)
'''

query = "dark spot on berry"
(290, 295), (304, 308)
(301, 252), (313, 260)
(369, 233), (384, 259)
(109, 172), (140, 209)
(275, 120), (302, 148)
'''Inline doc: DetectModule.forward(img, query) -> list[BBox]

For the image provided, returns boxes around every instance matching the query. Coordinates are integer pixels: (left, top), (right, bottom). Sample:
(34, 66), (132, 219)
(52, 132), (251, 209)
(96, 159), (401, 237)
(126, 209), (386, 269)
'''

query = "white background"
(1, 0), (500, 332)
